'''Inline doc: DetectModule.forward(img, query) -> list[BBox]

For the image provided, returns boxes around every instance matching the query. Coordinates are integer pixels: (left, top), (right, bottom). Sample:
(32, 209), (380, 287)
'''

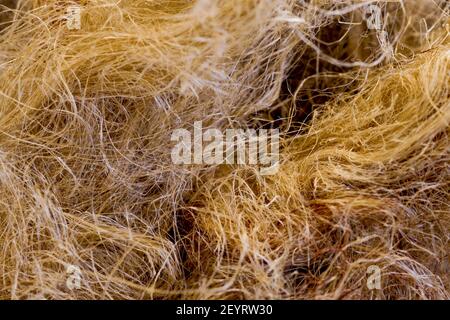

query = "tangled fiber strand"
(248, 0), (448, 130)
(0, 0), (448, 299)
(185, 43), (450, 299)
(0, 0), (336, 300)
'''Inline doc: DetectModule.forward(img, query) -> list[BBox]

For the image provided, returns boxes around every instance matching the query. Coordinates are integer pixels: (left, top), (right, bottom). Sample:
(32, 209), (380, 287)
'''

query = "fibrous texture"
(0, 0), (448, 299)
